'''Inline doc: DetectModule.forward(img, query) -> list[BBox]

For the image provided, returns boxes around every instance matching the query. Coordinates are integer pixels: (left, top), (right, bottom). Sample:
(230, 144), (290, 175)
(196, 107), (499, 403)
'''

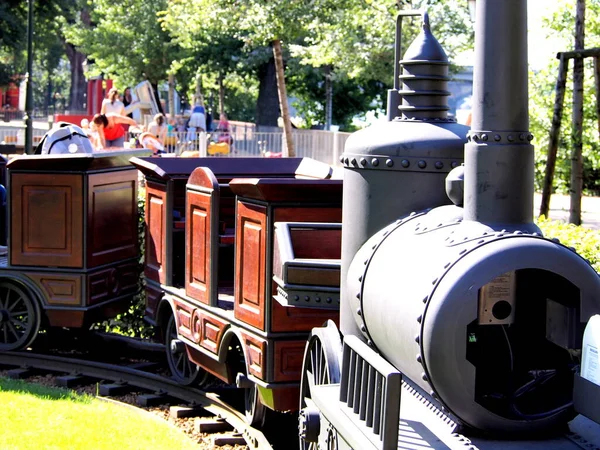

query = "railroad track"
(0, 350), (272, 450)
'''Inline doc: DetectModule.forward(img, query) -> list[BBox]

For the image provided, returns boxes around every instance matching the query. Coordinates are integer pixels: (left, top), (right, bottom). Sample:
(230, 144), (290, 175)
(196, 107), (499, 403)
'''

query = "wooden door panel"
(10, 173), (83, 268)
(87, 170), (138, 267)
(234, 202), (266, 330)
(186, 191), (212, 304)
(145, 182), (167, 283)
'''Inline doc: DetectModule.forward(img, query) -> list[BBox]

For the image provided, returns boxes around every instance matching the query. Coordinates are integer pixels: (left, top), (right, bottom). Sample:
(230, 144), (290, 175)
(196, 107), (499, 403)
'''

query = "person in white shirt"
(147, 113), (167, 143)
(101, 88), (125, 115)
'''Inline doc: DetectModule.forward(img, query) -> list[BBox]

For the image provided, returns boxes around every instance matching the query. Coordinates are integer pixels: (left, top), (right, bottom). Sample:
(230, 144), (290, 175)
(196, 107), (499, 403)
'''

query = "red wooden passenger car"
(131, 157), (342, 424)
(0, 150), (149, 351)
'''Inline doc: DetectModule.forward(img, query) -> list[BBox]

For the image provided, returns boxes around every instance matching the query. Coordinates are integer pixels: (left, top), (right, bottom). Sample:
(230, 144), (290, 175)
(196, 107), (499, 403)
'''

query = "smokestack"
(463, 0), (537, 231)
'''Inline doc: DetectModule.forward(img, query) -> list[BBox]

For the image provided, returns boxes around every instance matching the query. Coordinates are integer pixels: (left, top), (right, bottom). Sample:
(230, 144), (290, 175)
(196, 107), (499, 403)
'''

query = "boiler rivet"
(315, 297), (321, 302)
(360, 157), (367, 166)
(415, 335), (420, 344)
(351, 157), (357, 166)
(422, 373), (429, 382)
(401, 159), (410, 168)
(367, 340), (373, 347)
(472, 134), (480, 142)
(432, 278), (438, 285)
(494, 134), (501, 141)
(527, 134), (534, 141)
(416, 355), (422, 364)
(482, 134), (489, 141)
(358, 275), (363, 282)
(356, 292), (361, 299)
(371, 158), (379, 166)
(344, 158), (349, 165)
(423, 296), (428, 303)
(451, 161), (459, 168)
(519, 133), (526, 141)
(435, 161), (443, 169)
(305, 296), (310, 302)
(360, 325), (366, 332)
(418, 160), (427, 169)
(417, 315), (422, 323)
(507, 135), (514, 142)
(294, 295), (299, 301)
(357, 308), (362, 316)
(326, 297), (332, 303)
(364, 259), (369, 265)
(386, 159), (394, 167)
(339, 156), (344, 163)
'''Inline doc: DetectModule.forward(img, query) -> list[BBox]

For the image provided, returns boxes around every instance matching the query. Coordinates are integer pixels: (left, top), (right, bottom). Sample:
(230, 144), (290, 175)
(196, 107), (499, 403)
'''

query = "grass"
(0, 377), (199, 450)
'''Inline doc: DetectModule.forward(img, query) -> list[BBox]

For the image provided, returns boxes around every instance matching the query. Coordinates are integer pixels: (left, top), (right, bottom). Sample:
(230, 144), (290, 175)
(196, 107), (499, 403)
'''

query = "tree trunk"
(151, 81), (164, 115)
(168, 73), (175, 117)
(540, 54), (568, 218)
(272, 39), (295, 157)
(324, 65), (333, 131)
(255, 55), (279, 128)
(569, 0), (585, 225)
(594, 56), (600, 138)
(218, 73), (225, 115)
(65, 44), (86, 112)
(194, 72), (204, 107)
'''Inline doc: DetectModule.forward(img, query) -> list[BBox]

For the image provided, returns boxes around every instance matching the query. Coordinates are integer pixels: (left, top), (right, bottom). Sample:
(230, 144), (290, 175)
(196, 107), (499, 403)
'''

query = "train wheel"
(165, 315), (207, 386)
(0, 281), (41, 351)
(244, 380), (267, 427)
(298, 321), (342, 450)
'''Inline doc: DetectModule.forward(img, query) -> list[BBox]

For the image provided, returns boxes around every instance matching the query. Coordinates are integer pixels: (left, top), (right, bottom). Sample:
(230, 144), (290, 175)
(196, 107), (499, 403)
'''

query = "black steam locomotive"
(298, 1), (600, 449)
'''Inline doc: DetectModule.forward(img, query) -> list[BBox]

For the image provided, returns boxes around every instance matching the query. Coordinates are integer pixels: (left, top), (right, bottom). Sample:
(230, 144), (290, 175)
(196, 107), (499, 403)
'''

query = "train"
(2, 1), (600, 449)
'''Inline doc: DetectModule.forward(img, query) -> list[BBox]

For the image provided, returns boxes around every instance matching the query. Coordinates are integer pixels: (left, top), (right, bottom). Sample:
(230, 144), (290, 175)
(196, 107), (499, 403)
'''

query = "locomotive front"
(344, 0), (600, 435)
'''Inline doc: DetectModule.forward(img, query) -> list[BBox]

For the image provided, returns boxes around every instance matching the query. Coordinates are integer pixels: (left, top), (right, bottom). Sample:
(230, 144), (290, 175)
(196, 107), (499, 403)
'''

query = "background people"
(147, 113), (167, 144)
(101, 88), (125, 115)
(92, 112), (137, 149)
(122, 87), (133, 118)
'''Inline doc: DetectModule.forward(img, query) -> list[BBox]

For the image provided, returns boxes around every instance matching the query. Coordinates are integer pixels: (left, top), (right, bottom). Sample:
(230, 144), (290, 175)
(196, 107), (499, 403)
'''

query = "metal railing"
(0, 122), (351, 167)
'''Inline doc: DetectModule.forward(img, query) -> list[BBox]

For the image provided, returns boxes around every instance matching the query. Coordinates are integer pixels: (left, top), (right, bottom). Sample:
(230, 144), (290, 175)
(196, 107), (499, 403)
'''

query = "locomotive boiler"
(299, 1), (600, 448)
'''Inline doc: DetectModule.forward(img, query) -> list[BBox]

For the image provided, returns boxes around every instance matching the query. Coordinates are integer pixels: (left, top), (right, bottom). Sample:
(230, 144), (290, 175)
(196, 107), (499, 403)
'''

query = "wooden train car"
(131, 156), (342, 424)
(0, 150), (149, 351)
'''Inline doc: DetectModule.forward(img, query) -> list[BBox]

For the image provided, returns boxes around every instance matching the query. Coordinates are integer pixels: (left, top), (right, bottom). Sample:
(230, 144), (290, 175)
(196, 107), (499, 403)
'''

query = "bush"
(536, 216), (600, 273)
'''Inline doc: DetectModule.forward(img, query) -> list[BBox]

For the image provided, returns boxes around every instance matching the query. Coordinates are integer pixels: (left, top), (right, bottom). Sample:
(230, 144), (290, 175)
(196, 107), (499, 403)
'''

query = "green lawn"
(0, 377), (198, 450)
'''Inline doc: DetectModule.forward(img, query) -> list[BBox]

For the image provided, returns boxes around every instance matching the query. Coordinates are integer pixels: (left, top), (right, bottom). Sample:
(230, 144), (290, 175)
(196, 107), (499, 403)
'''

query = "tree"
(65, 0), (179, 111)
(531, 0), (600, 205)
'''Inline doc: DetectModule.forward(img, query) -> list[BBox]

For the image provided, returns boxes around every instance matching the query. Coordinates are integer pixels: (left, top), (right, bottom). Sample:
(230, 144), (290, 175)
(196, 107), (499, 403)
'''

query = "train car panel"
(10, 173), (84, 268)
(87, 170), (138, 267)
(144, 282), (163, 324)
(145, 180), (168, 285)
(173, 298), (194, 341)
(185, 169), (219, 306)
(87, 260), (139, 306)
(273, 340), (306, 382)
(235, 201), (268, 331)
(196, 311), (228, 354)
(270, 296), (339, 333)
(25, 273), (82, 306)
(241, 330), (267, 380)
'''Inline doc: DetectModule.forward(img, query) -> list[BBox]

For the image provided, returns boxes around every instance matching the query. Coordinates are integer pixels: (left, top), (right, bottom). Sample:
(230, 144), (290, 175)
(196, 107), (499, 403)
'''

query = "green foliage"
(530, 0), (600, 195)
(65, 0), (177, 88)
(537, 216), (600, 273)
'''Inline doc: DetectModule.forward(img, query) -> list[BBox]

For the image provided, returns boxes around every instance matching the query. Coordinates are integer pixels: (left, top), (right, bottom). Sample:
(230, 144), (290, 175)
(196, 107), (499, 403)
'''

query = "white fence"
(0, 124), (351, 167)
